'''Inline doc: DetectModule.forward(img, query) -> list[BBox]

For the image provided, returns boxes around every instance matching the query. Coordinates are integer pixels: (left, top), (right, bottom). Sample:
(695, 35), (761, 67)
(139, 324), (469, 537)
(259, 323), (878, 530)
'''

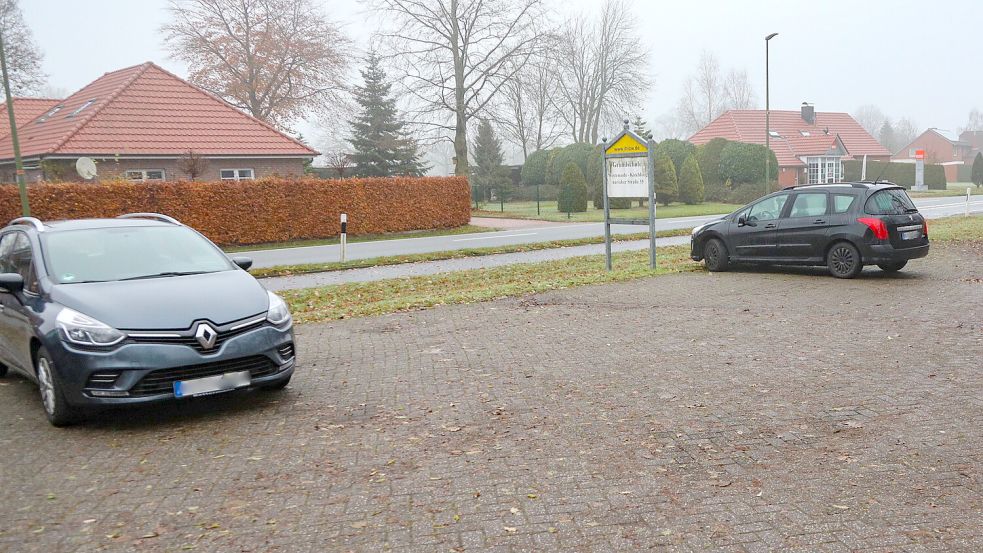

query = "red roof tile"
(0, 98), (61, 140)
(0, 62), (318, 160)
(689, 109), (890, 167)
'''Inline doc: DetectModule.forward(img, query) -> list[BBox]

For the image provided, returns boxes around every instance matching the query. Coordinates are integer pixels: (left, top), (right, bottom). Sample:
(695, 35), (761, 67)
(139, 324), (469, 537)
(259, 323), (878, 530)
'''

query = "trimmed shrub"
(557, 163), (588, 213)
(973, 152), (983, 188)
(842, 160), (946, 190)
(654, 150), (678, 206)
(696, 137), (729, 201)
(678, 153), (705, 204)
(719, 142), (778, 184)
(725, 180), (766, 205)
(546, 143), (594, 186)
(520, 149), (550, 187)
(657, 139), (696, 176)
(0, 176), (471, 246)
(591, 183), (632, 210)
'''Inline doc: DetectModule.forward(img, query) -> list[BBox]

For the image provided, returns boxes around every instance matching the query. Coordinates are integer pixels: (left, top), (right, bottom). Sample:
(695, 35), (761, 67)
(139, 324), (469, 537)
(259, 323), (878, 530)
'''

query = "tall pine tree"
(471, 119), (511, 206)
(347, 53), (427, 177)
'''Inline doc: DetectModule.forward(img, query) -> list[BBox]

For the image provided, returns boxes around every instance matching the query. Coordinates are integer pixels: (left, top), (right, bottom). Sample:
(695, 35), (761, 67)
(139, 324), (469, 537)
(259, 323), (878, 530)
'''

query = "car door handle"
(813, 219), (827, 224)
(764, 223), (777, 229)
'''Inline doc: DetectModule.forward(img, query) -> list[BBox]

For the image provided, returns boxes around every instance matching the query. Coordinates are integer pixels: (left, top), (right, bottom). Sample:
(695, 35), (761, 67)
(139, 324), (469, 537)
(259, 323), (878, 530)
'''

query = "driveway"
(1, 245), (981, 552)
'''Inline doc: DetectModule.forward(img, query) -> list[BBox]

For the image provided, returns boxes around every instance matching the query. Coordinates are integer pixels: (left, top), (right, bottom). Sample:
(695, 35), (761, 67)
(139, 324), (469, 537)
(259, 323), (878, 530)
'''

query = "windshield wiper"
(119, 271), (214, 281)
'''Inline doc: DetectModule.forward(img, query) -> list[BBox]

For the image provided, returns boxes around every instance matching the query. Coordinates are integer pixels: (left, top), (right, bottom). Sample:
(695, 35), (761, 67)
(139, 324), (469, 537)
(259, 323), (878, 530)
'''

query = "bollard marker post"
(340, 213), (348, 262)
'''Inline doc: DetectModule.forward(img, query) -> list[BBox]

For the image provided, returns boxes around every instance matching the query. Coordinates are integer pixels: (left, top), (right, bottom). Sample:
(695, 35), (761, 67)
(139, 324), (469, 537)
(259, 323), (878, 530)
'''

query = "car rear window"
(864, 189), (917, 215)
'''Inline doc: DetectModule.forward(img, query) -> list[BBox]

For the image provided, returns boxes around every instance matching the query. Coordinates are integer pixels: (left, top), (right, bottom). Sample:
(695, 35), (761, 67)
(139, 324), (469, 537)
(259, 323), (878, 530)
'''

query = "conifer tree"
(678, 153), (705, 204)
(347, 53), (427, 177)
(471, 119), (511, 205)
(654, 149), (679, 206)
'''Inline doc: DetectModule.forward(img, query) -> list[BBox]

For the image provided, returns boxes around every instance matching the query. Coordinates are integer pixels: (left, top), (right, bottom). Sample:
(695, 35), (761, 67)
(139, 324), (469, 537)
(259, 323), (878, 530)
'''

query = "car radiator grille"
(128, 320), (265, 353)
(129, 356), (277, 397)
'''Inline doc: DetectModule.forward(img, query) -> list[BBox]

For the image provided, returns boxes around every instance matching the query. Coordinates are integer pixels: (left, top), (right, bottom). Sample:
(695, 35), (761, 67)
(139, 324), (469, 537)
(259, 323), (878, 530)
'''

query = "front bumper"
(47, 323), (295, 407)
(859, 242), (930, 265)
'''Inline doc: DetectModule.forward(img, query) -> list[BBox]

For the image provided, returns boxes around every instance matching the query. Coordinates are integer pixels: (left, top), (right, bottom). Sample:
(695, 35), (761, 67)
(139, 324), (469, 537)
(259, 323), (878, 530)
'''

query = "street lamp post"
(0, 29), (30, 216)
(765, 32), (778, 193)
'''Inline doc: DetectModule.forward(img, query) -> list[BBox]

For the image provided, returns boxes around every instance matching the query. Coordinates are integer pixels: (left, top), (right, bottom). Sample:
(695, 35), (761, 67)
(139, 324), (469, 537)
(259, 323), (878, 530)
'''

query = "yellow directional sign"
(605, 133), (648, 155)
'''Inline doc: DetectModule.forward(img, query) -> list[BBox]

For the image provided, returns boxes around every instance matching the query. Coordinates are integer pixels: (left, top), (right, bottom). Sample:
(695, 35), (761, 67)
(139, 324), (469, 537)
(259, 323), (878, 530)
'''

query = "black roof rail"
(116, 213), (182, 225)
(8, 217), (44, 232)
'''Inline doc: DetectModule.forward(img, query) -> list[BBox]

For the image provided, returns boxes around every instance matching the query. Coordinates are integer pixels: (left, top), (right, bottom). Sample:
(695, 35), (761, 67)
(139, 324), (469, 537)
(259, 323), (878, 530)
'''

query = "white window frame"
(220, 168), (255, 181)
(124, 169), (166, 182)
(805, 156), (842, 184)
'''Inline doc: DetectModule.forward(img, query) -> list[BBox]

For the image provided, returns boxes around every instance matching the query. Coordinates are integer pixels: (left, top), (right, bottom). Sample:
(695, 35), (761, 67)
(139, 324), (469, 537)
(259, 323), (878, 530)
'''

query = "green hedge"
(842, 160), (946, 190)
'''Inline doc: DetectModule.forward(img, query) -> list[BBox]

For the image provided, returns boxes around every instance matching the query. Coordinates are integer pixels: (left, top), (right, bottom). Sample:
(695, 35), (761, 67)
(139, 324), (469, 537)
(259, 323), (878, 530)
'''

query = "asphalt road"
(244, 195), (982, 269)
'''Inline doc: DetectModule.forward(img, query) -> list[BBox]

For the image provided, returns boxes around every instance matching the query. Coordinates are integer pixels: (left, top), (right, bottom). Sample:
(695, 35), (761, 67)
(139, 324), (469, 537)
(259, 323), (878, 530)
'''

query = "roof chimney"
(801, 102), (815, 125)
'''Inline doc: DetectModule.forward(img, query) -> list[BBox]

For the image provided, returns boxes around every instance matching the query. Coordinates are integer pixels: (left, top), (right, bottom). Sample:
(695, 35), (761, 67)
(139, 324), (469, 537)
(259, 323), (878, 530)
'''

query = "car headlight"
(691, 224), (704, 235)
(56, 308), (125, 347)
(266, 291), (292, 326)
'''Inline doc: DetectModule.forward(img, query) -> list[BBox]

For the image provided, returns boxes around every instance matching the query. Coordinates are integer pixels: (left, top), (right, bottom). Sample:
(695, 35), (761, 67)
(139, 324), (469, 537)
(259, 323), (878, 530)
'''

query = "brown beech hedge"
(0, 176), (471, 245)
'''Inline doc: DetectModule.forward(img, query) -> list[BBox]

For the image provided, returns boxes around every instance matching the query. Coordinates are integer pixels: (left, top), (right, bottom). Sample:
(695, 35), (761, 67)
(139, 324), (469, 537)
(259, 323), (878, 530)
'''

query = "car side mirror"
(0, 273), (24, 293)
(737, 215), (747, 227)
(232, 257), (253, 271)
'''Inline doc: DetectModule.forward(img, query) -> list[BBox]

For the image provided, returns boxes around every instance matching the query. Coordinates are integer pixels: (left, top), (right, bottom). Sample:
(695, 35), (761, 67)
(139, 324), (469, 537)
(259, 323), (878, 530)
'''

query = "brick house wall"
(3, 156), (307, 183)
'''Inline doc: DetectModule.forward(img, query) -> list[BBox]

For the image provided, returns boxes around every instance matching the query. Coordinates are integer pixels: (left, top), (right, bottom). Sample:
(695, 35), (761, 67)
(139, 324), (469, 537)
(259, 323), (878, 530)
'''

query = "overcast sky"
(21, 0), (983, 162)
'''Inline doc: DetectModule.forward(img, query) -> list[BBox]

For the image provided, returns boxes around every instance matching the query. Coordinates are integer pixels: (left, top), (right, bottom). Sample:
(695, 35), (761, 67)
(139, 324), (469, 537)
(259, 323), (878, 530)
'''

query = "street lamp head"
(765, 32), (778, 41)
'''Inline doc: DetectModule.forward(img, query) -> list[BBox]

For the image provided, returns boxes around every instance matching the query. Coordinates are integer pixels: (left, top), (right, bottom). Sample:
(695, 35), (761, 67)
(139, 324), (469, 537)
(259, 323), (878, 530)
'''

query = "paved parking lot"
(1, 245), (981, 552)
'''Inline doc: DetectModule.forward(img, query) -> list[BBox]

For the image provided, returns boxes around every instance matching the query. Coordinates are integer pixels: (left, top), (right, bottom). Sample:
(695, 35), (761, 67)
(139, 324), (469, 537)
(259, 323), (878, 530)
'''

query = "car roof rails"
(116, 213), (182, 225)
(8, 217), (45, 232)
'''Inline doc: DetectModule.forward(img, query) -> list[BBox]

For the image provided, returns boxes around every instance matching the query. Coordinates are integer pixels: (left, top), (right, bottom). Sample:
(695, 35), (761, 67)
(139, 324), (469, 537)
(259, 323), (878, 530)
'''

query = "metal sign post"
(602, 120), (657, 271)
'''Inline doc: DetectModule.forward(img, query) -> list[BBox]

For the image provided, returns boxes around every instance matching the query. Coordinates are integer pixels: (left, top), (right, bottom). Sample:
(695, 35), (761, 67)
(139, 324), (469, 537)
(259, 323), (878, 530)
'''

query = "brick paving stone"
(0, 245), (981, 552)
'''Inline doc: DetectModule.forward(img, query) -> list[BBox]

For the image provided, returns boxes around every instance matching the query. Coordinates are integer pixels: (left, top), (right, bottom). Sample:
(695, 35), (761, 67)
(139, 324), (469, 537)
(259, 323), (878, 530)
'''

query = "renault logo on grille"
(194, 323), (219, 350)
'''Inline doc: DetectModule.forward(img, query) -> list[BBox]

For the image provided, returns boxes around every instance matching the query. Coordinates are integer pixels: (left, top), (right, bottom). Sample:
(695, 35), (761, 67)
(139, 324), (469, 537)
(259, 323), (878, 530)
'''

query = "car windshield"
(865, 189), (918, 215)
(42, 226), (234, 284)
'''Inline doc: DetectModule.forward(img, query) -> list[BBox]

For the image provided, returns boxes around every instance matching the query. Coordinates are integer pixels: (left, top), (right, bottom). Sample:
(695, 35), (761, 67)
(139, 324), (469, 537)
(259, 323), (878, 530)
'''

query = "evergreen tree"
(878, 119), (897, 153)
(678, 153), (705, 204)
(654, 150), (678, 206)
(973, 152), (983, 189)
(347, 53), (427, 177)
(471, 119), (511, 205)
(632, 115), (653, 140)
(558, 162), (588, 213)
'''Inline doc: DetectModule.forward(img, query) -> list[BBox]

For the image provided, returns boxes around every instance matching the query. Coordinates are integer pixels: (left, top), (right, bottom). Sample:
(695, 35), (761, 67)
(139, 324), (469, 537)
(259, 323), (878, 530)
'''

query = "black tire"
(827, 242), (863, 279)
(704, 238), (729, 272)
(877, 261), (907, 273)
(261, 376), (291, 391)
(0, 363), (7, 377)
(35, 347), (79, 427)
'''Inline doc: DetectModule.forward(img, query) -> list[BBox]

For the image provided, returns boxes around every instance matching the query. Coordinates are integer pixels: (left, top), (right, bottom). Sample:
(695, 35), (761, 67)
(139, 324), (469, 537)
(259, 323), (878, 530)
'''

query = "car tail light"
(857, 217), (888, 240)
(923, 220), (928, 238)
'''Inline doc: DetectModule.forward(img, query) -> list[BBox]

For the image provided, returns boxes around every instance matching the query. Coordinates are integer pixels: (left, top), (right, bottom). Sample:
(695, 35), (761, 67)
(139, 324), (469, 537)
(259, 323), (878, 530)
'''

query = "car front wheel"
(827, 242), (863, 279)
(877, 261), (907, 273)
(36, 347), (78, 427)
(704, 238), (729, 272)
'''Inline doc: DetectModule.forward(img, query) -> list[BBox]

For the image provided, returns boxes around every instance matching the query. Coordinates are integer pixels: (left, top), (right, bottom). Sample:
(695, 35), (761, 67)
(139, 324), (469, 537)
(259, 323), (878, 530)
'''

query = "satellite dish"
(76, 157), (97, 180)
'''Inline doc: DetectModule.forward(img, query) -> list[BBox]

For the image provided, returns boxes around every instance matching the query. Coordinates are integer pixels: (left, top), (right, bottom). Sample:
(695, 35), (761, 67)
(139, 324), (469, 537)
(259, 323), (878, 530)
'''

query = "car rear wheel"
(36, 347), (78, 427)
(877, 261), (907, 273)
(704, 238), (729, 272)
(827, 242), (862, 279)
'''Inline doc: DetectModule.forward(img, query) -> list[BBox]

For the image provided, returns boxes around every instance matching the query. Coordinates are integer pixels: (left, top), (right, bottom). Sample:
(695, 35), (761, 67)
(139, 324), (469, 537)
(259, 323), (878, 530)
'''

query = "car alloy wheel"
(37, 357), (57, 416)
(704, 238), (729, 272)
(828, 243), (861, 279)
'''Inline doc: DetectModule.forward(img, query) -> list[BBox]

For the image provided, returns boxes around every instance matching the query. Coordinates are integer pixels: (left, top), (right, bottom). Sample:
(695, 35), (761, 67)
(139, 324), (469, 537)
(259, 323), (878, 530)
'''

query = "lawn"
(223, 225), (493, 253)
(251, 228), (692, 278)
(279, 215), (982, 323)
(473, 200), (740, 222)
(908, 182), (980, 198)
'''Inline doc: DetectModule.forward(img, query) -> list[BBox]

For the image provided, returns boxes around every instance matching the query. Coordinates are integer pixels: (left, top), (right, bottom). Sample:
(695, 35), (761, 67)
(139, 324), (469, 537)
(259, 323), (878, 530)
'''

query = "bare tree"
(0, 0), (46, 95)
(653, 113), (687, 141)
(675, 51), (728, 135)
(963, 108), (983, 132)
(554, 0), (650, 144)
(723, 69), (757, 110)
(373, 0), (544, 176)
(323, 151), (354, 178)
(853, 104), (887, 136)
(493, 55), (564, 160)
(894, 117), (919, 148)
(162, 0), (350, 131)
(176, 149), (207, 180)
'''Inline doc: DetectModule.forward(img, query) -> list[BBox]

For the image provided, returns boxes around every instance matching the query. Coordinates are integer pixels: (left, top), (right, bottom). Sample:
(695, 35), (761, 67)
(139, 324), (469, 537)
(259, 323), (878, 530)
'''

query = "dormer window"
(68, 99), (97, 117)
(36, 105), (64, 123)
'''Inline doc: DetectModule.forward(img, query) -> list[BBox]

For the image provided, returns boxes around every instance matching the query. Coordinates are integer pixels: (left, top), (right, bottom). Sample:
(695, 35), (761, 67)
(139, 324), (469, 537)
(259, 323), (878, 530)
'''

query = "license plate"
(901, 230), (920, 240)
(173, 370), (251, 398)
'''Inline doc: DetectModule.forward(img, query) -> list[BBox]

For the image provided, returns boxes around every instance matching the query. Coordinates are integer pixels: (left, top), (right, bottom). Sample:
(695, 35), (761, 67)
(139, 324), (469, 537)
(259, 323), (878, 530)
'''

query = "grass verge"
(928, 214), (983, 242)
(281, 245), (697, 323)
(473, 201), (739, 222)
(223, 225), (494, 253)
(908, 183), (979, 198)
(251, 228), (693, 278)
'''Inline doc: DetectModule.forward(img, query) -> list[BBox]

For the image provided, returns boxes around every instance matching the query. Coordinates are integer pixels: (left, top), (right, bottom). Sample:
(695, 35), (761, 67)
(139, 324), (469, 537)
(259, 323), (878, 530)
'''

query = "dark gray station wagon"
(0, 213), (295, 426)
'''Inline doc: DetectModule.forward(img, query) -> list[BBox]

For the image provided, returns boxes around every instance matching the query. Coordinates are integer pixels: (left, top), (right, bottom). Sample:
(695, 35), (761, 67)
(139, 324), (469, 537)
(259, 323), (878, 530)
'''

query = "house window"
(68, 99), (97, 117)
(37, 105), (64, 123)
(125, 169), (166, 182)
(806, 156), (842, 184)
(221, 168), (255, 181)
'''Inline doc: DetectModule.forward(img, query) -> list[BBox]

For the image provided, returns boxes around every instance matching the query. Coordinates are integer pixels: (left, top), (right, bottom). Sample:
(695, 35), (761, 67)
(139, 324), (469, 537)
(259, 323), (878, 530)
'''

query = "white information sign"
(606, 157), (649, 198)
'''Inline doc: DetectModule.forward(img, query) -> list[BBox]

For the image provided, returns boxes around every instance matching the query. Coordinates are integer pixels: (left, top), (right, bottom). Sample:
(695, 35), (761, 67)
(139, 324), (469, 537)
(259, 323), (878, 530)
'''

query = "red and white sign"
(914, 149), (925, 160)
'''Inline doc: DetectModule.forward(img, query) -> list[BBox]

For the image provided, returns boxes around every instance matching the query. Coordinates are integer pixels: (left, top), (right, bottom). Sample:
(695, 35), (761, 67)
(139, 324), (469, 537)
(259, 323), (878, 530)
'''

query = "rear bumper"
(46, 324), (295, 408)
(860, 242), (930, 264)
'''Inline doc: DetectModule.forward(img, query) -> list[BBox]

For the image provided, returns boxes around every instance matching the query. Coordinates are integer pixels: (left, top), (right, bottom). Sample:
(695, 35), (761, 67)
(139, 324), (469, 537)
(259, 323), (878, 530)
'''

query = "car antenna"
(870, 161), (890, 184)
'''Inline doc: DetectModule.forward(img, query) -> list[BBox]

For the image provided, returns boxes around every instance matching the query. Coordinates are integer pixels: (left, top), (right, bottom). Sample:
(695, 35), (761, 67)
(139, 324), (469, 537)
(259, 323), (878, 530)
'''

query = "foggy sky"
(21, 0), (983, 163)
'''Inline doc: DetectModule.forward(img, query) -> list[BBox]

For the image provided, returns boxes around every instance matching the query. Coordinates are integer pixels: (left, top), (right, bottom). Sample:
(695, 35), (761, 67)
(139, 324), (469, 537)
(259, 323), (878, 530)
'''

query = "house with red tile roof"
(0, 62), (318, 183)
(891, 128), (979, 182)
(689, 104), (891, 187)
